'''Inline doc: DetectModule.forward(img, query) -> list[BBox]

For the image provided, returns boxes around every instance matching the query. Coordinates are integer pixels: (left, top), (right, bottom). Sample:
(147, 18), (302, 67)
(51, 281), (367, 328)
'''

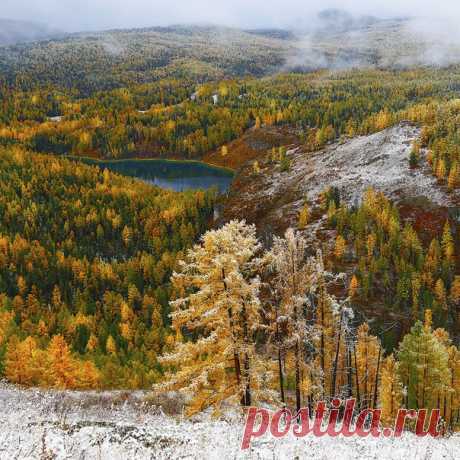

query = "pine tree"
(397, 321), (451, 410)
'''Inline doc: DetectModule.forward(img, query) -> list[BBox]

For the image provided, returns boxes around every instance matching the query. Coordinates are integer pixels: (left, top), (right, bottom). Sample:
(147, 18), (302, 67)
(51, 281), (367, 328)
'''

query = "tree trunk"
(241, 301), (251, 407)
(330, 308), (344, 399)
(347, 346), (353, 398)
(222, 268), (243, 403)
(372, 345), (381, 409)
(277, 344), (285, 404)
(295, 340), (301, 413)
(353, 344), (361, 410)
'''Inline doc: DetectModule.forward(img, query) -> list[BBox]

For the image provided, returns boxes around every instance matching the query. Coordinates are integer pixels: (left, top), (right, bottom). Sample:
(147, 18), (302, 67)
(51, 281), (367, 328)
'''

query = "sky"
(2, 0), (460, 32)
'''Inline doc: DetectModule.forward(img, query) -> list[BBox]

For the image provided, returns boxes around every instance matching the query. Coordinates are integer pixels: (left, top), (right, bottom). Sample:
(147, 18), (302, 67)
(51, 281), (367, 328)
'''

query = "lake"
(80, 158), (234, 193)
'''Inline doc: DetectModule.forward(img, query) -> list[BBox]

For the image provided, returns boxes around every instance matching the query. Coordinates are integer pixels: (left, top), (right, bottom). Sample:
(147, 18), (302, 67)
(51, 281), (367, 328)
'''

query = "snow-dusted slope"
(298, 123), (455, 206)
(0, 384), (458, 459)
(224, 123), (460, 234)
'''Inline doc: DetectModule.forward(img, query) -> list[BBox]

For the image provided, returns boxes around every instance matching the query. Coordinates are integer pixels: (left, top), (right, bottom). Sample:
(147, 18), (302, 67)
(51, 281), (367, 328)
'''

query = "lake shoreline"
(64, 154), (236, 175)
(64, 155), (235, 193)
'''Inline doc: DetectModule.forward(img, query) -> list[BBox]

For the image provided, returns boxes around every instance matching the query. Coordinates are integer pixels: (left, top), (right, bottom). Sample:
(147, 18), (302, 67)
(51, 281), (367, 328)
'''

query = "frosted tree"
(267, 228), (346, 411)
(266, 228), (314, 411)
(156, 220), (272, 415)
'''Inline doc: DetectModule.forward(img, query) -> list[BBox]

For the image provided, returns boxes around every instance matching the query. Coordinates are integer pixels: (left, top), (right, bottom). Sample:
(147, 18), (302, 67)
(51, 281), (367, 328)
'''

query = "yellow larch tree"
(4, 335), (34, 385)
(298, 204), (310, 229)
(355, 323), (382, 409)
(379, 354), (403, 426)
(334, 235), (346, 260)
(156, 221), (272, 415)
(48, 335), (78, 389)
(349, 275), (359, 299)
(106, 335), (117, 355)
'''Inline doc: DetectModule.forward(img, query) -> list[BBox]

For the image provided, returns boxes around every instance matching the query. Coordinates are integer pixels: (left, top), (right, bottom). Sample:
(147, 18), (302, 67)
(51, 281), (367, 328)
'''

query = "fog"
(3, 1), (460, 68)
(2, 0), (460, 33)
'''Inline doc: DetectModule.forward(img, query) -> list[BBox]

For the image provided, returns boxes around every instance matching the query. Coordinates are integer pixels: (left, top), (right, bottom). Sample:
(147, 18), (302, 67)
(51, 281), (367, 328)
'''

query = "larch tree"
(48, 335), (78, 389)
(267, 228), (315, 413)
(355, 323), (382, 410)
(334, 235), (346, 260)
(298, 204), (310, 229)
(312, 253), (346, 403)
(446, 345), (460, 430)
(4, 335), (32, 385)
(379, 354), (403, 426)
(349, 275), (359, 299)
(441, 221), (455, 270)
(156, 220), (272, 415)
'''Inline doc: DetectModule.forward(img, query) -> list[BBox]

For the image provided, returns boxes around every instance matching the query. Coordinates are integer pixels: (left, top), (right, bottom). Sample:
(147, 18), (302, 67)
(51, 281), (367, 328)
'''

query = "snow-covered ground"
(0, 383), (459, 459)
(298, 123), (457, 206)
(268, 123), (458, 208)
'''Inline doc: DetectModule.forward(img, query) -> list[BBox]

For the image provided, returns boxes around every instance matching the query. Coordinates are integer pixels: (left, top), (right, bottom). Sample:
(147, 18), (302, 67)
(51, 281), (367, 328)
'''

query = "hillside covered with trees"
(0, 19), (458, 439)
(0, 147), (215, 388)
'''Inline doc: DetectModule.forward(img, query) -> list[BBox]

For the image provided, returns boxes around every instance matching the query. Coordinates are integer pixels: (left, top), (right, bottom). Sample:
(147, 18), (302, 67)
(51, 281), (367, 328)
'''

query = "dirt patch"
(202, 125), (300, 171)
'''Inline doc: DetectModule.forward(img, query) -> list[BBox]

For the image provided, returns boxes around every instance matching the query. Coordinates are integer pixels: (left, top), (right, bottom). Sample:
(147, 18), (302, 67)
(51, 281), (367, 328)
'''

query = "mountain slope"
(223, 123), (460, 234)
(0, 25), (292, 94)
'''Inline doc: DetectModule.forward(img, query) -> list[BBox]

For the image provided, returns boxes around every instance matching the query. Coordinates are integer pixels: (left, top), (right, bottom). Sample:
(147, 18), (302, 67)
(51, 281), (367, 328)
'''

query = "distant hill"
(0, 24), (292, 94)
(0, 18), (63, 46)
(1, 14), (460, 94)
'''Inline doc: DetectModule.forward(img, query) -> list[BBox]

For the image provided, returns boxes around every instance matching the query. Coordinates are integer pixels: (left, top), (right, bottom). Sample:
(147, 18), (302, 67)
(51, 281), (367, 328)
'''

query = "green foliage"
(397, 321), (450, 410)
(0, 147), (215, 388)
(329, 189), (458, 334)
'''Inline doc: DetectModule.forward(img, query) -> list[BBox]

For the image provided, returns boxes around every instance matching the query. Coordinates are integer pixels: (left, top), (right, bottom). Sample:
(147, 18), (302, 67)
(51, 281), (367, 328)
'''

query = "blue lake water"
(81, 158), (234, 193)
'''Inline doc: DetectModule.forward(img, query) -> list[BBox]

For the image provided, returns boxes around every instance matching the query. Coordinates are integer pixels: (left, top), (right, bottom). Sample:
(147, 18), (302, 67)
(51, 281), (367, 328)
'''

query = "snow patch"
(0, 384), (458, 459)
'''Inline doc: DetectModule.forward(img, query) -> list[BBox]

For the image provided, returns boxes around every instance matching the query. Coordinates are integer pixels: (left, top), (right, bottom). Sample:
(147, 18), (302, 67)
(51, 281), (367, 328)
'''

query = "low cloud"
(3, 1), (460, 67)
(2, 1), (459, 33)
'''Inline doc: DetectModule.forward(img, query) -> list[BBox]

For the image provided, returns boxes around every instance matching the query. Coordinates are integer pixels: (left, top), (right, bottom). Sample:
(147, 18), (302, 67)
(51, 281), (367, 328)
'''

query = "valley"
(0, 8), (460, 456)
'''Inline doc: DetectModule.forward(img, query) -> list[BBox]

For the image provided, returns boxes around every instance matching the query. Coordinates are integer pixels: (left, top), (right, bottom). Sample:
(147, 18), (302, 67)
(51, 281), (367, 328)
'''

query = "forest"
(156, 221), (460, 431)
(0, 68), (460, 186)
(0, 23), (459, 435)
(0, 147), (215, 388)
